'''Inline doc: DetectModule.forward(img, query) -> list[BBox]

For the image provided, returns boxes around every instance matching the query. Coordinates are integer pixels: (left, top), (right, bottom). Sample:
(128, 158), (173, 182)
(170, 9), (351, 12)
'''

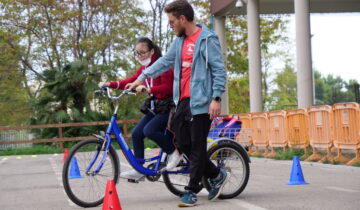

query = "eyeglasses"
(169, 16), (182, 26)
(168, 18), (179, 26)
(134, 50), (150, 57)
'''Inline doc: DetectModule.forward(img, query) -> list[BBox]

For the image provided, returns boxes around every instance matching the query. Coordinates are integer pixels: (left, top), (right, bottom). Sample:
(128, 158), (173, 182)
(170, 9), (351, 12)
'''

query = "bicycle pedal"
(127, 179), (139, 183)
(127, 176), (145, 183)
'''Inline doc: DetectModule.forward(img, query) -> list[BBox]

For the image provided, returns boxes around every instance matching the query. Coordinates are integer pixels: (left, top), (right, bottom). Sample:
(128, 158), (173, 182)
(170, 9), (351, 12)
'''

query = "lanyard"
(145, 78), (153, 92)
(144, 67), (155, 111)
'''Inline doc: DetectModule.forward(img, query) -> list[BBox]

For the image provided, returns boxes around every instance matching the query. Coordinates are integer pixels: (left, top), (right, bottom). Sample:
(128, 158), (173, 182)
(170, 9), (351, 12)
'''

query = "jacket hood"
(196, 24), (215, 39)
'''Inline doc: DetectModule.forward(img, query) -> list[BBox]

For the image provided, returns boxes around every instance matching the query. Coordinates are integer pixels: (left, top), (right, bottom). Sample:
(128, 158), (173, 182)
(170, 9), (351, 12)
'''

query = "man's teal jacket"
(138, 24), (227, 115)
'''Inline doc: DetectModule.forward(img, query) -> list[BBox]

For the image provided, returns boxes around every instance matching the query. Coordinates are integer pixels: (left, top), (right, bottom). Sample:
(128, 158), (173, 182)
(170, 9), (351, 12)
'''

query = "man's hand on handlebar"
(126, 79), (142, 91)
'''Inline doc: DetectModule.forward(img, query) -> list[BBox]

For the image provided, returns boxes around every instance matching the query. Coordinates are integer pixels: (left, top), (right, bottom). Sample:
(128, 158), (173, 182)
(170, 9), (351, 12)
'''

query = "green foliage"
(268, 61), (298, 110)
(0, 0), (149, 132)
(0, 139), (158, 156)
(352, 162), (360, 167)
(0, 30), (31, 126)
(30, 60), (144, 139)
(228, 77), (250, 113)
(144, 139), (160, 149)
(0, 0), (149, 98)
(315, 71), (359, 105)
(0, 145), (62, 156)
(274, 148), (305, 160)
(249, 153), (263, 158)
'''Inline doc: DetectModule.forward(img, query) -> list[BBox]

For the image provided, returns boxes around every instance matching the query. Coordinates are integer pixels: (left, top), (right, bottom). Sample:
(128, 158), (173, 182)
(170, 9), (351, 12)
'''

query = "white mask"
(137, 57), (151, 66)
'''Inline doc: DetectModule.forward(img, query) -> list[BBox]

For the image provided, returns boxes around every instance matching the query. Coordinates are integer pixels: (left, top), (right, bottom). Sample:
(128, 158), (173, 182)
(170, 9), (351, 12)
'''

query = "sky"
(288, 13), (360, 83)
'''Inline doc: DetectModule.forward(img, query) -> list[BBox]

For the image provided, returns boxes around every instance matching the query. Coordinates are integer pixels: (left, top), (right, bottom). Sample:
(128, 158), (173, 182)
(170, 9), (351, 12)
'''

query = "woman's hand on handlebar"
(124, 83), (132, 90)
(135, 85), (149, 94)
(98, 82), (110, 88)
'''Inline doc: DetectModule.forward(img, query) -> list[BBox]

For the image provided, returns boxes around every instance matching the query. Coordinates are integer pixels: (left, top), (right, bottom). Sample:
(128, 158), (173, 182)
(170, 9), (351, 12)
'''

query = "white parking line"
(227, 199), (268, 210)
(0, 158), (6, 166)
(199, 189), (268, 210)
(326, 186), (359, 193)
(118, 155), (268, 210)
(48, 158), (76, 207)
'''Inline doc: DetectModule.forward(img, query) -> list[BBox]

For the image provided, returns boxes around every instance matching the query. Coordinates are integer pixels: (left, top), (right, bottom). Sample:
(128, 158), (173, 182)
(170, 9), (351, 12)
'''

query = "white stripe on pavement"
(198, 189), (267, 210)
(227, 199), (268, 210)
(326, 186), (359, 193)
(48, 158), (76, 207)
(119, 151), (267, 210)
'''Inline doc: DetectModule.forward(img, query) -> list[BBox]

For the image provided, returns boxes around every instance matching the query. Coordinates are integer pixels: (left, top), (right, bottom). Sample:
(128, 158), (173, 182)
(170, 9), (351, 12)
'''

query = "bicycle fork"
(85, 134), (111, 176)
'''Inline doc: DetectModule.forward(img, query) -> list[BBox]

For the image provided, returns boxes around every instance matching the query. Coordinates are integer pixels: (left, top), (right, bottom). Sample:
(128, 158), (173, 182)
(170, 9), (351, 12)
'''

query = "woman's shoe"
(166, 149), (183, 170)
(120, 169), (145, 181)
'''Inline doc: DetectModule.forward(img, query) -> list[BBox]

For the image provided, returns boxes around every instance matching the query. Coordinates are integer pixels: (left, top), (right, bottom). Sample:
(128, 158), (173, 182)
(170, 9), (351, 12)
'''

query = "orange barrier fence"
(332, 103), (360, 165)
(306, 105), (334, 162)
(285, 109), (309, 153)
(229, 102), (360, 165)
(267, 110), (287, 157)
(251, 112), (269, 155)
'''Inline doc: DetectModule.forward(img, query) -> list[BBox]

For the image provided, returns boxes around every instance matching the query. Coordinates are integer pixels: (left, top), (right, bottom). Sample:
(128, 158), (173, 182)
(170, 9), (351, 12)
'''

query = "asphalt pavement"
(0, 149), (359, 210)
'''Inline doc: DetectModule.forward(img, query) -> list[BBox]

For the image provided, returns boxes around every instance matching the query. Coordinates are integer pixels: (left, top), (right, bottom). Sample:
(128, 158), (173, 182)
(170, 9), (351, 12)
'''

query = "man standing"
(128, 0), (229, 207)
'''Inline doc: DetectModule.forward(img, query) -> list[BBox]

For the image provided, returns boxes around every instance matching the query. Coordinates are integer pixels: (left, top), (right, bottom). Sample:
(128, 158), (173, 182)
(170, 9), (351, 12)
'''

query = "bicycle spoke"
(63, 140), (119, 207)
(206, 143), (249, 198)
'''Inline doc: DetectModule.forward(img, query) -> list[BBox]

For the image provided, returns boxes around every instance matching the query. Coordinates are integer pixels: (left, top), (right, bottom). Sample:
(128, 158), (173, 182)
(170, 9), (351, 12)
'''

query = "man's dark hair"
(164, 0), (194, 21)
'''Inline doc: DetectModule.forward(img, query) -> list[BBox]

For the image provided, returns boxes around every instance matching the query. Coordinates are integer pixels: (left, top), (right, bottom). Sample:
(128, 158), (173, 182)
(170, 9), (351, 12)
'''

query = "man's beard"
(176, 27), (186, 37)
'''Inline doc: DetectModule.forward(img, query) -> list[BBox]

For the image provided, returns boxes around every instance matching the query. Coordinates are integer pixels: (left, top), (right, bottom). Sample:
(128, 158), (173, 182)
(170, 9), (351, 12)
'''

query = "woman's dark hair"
(164, 0), (194, 21)
(135, 37), (162, 58)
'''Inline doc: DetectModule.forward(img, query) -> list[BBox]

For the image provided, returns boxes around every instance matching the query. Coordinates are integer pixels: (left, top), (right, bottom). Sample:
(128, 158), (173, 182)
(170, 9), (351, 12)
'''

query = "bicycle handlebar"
(95, 86), (136, 101)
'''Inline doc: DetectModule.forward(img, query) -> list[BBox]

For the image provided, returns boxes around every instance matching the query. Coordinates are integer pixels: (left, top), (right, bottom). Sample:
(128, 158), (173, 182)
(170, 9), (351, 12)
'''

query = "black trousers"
(171, 98), (220, 193)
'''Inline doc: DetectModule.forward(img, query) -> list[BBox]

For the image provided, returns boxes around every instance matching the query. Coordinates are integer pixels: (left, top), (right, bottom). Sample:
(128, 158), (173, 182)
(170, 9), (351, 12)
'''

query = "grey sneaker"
(178, 190), (197, 207)
(120, 169), (145, 182)
(208, 169), (230, 201)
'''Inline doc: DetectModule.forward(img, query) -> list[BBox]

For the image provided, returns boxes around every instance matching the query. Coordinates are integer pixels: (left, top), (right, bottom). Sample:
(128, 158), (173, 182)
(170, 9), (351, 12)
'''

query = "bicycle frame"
(86, 88), (189, 177)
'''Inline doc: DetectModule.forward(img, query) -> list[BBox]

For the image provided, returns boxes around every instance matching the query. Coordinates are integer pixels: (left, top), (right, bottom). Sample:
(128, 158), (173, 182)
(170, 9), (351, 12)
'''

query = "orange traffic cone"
(102, 180), (122, 210)
(62, 148), (69, 163)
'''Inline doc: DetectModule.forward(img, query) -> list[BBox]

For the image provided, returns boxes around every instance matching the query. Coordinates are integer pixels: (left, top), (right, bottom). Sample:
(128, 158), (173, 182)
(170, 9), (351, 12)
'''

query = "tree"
(314, 72), (359, 105)
(314, 70), (326, 105)
(0, 0), (151, 129)
(347, 80), (360, 103)
(31, 60), (145, 139)
(268, 61), (297, 110)
(0, 0), (149, 99)
(148, 0), (175, 51)
(0, 30), (30, 126)
(228, 77), (250, 113)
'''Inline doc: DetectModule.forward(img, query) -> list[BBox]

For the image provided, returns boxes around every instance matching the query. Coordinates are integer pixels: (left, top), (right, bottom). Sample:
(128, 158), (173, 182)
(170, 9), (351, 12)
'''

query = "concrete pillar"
(295, 0), (314, 108)
(247, 0), (263, 112)
(214, 15), (229, 115)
